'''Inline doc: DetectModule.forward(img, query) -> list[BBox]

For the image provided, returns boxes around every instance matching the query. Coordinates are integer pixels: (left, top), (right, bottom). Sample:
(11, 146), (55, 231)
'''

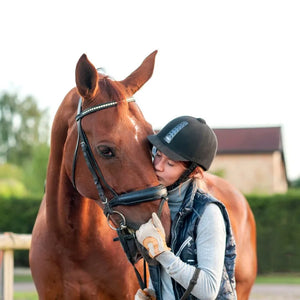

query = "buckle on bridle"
(106, 210), (127, 231)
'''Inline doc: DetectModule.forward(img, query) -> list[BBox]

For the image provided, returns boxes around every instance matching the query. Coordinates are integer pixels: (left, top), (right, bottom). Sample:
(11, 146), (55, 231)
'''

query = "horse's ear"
(75, 54), (98, 100)
(120, 50), (157, 95)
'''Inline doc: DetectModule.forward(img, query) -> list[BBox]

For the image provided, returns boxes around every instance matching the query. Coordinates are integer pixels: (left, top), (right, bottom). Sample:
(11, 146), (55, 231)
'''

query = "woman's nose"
(154, 158), (164, 172)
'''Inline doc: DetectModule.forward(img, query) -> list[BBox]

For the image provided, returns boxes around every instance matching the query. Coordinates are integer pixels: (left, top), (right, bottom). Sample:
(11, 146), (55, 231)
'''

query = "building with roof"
(210, 126), (288, 194)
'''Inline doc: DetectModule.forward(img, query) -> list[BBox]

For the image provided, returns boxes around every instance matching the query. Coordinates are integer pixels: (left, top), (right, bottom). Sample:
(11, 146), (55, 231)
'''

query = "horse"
(203, 174), (257, 299)
(30, 51), (257, 300)
(30, 51), (171, 299)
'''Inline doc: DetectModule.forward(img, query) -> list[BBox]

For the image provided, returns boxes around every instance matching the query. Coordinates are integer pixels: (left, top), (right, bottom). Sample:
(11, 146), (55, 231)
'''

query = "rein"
(71, 96), (168, 290)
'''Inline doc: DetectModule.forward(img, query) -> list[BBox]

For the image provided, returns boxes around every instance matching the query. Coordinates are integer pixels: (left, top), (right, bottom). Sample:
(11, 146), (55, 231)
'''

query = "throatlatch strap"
(180, 268), (200, 300)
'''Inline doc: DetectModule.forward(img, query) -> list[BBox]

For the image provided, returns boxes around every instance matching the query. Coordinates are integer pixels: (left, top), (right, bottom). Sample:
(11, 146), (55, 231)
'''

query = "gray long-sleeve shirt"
(150, 180), (226, 299)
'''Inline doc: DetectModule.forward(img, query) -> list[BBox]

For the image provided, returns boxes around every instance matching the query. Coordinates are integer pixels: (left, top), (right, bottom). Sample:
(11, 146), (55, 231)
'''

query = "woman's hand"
(136, 212), (170, 258)
(135, 288), (156, 300)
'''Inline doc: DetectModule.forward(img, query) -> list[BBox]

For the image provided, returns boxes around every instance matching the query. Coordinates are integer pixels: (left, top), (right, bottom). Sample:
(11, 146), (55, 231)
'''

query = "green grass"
(14, 292), (38, 300)
(255, 273), (300, 284)
(14, 274), (33, 283)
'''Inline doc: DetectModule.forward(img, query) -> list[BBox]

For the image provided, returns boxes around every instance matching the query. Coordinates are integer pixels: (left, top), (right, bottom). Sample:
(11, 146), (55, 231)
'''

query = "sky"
(1, 1), (299, 180)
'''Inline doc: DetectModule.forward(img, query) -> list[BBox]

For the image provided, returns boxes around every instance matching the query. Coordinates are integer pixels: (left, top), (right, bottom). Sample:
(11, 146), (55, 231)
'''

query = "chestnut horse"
(30, 51), (257, 300)
(30, 51), (171, 299)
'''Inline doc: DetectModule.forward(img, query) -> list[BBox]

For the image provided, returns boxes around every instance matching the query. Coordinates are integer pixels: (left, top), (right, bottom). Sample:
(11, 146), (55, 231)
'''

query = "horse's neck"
(45, 93), (115, 244)
(45, 138), (102, 240)
(45, 173), (110, 245)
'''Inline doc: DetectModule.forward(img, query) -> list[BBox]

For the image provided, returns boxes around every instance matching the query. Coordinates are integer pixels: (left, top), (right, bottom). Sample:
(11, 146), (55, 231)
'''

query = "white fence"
(0, 233), (32, 300)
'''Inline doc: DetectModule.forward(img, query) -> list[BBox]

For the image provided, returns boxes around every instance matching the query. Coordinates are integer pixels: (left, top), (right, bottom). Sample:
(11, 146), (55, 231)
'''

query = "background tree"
(0, 163), (28, 198)
(23, 143), (49, 196)
(0, 91), (49, 166)
(0, 91), (50, 197)
(0, 92), (17, 163)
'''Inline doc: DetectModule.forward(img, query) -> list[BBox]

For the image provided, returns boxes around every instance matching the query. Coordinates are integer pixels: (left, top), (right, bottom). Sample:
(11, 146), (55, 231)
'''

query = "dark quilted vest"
(149, 181), (237, 300)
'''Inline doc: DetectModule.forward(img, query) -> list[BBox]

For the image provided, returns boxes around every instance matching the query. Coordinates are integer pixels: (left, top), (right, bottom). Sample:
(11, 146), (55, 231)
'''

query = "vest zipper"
(175, 235), (193, 257)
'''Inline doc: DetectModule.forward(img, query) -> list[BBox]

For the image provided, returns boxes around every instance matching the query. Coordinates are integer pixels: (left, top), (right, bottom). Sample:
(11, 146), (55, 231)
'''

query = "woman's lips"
(156, 175), (163, 184)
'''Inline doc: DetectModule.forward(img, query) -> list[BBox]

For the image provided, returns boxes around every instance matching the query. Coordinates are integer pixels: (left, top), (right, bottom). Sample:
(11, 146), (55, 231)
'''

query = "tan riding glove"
(135, 288), (156, 300)
(136, 212), (170, 258)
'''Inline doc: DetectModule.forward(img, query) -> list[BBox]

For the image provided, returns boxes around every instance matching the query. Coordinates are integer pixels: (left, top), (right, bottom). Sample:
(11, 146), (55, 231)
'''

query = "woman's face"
(153, 149), (187, 187)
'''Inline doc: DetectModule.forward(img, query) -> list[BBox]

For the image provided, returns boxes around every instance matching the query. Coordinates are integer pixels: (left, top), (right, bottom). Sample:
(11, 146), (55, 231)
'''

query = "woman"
(135, 116), (237, 300)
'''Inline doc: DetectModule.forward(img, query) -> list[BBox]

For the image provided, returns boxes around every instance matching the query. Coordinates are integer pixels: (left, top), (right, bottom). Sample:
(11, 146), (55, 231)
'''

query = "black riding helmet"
(148, 116), (218, 171)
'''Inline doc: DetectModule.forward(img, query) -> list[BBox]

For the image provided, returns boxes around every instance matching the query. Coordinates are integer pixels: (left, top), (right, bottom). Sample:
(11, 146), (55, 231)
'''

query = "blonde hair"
(188, 165), (207, 191)
(175, 162), (207, 192)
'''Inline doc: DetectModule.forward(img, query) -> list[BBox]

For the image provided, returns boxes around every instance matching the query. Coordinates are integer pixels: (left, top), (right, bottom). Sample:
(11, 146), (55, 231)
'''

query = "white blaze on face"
(129, 117), (139, 142)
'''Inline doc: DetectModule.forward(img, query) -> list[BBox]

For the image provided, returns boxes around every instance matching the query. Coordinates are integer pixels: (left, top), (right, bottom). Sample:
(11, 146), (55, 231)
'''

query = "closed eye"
(97, 145), (115, 158)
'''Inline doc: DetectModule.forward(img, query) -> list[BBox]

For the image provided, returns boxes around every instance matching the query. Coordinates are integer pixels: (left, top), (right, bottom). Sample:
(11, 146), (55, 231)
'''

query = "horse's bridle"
(71, 96), (168, 289)
(72, 97), (168, 229)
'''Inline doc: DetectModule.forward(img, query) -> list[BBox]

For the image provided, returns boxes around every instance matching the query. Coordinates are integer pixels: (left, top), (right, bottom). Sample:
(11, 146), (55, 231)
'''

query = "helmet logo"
(164, 121), (188, 143)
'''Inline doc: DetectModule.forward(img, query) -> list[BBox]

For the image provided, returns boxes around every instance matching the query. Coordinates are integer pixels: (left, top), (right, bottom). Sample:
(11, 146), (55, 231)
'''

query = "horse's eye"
(97, 145), (115, 158)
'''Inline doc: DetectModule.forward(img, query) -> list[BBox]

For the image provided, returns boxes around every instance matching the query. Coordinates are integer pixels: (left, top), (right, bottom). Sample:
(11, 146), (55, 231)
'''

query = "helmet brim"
(148, 134), (189, 162)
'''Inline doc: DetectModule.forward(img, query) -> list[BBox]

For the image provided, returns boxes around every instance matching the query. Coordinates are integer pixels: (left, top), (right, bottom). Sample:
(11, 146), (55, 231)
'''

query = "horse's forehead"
(84, 107), (148, 143)
(128, 116), (142, 142)
(117, 113), (148, 142)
